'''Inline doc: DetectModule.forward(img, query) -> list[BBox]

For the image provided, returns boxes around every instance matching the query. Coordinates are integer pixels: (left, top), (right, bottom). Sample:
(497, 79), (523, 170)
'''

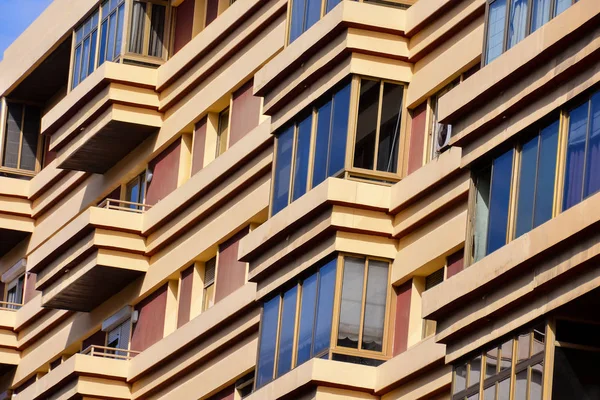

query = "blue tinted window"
(114, 4), (125, 59)
(584, 94), (600, 199)
(486, 0), (507, 64)
(554, 0), (571, 16)
(99, 20), (108, 66)
(292, 115), (312, 201)
(305, 0), (321, 32)
(289, 0), (306, 43)
(531, 0), (551, 32)
(88, 31), (98, 75)
(377, 82), (403, 172)
(272, 127), (294, 215)
(474, 167), (491, 262)
(515, 136), (538, 238)
(72, 46), (82, 89)
(563, 103), (588, 210)
(313, 259), (336, 355)
(277, 287), (297, 377)
(486, 149), (513, 254)
(107, 13), (117, 61)
(534, 121), (558, 228)
(296, 274), (317, 366)
(507, 0), (528, 49)
(256, 296), (280, 388)
(312, 101), (332, 188)
(329, 83), (351, 175)
(326, 0), (341, 12)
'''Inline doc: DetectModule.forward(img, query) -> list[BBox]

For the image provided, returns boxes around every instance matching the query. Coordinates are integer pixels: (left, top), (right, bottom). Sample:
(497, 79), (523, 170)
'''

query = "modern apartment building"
(0, 0), (594, 398)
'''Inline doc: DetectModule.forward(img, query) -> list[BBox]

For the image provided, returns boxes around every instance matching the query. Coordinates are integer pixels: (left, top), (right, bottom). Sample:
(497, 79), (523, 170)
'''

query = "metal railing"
(81, 345), (140, 360)
(0, 301), (22, 311)
(97, 198), (152, 213)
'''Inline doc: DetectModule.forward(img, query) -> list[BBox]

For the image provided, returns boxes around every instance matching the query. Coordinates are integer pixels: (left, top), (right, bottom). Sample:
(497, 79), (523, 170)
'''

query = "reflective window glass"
(337, 257), (365, 349)
(313, 101), (332, 187)
(256, 296), (280, 388)
(292, 115), (312, 201)
(531, 0), (551, 32)
(486, 149), (514, 254)
(313, 259), (336, 355)
(584, 93), (600, 198)
(361, 260), (388, 351)
(563, 103), (589, 210)
(272, 127), (294, 215)
(486, 0), (507, 64)
(354, 80), (379, 170)
(296, 274), (317, 366)
(534, 121), (559, 227)
(507, 0), (528, 49)
(329, 82), (351, 175)
(377, 83), (403, 172)
(276, 287), (297, 377)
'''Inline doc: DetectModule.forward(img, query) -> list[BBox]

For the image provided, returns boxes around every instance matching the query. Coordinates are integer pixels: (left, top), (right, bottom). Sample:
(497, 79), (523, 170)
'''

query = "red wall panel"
(446, 248), (465, 279)
(407, 104), (427, 175)
(205, 0), (219, 26)
(393, 281), (412, 356)
(23, 272), (37, 304)
(173, 0), (194, 54)
(145, 139), (181, 206)
(229, 79), (261, 147)
(131, 284), (168, 352)
(214, 227), (249, 303)
(191, 117), (207, 176)
(177, 265), (194, 328)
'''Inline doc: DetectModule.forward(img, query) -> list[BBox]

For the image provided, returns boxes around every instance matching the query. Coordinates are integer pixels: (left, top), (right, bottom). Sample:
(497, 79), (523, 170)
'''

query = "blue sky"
(0, 0), (53, 61)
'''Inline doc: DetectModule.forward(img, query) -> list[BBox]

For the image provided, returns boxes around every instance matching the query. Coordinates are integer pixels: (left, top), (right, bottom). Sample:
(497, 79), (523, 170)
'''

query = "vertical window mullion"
(309, 268), (321, 358)
(272, 293), (284, 381)
(307, 107), (318, 192)
(580, 99), (593, 202)
(291, 282), (302, 369)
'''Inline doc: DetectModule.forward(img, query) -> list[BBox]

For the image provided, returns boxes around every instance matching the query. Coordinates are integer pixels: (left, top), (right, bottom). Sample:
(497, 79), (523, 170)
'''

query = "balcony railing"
(97, 199), (152, 213)
(0, 301), (22, 311)
(81, 345), (140, 360)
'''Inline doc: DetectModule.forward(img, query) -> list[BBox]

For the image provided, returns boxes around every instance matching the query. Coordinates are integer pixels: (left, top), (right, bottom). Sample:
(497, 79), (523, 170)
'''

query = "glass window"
(276, 287), (297, 377)
(292, 114), (312, 201)
(486, 149), (514, 255)
(202, 257), (216, 311)
(125, 171), (147, 209)
(337, 257), (365, 349)
(6, 275), (25, 308)
(272, 126), (294, 215)
(531, 0), (551, 32)
(256, 296), (280, 388)
(289, 0), (325, 43)
(507, 0), (528, 49)
(296, 274), (317, 366)
(361, 260), (388, 352)
(485, 0), (507, 64)
(554, 0), (571, 16)
(313, 259), (336, 355)
(216, 108), (230, 157)
(129, 1), (167, 58)
(2, 103), (41, 173)
(353, 79), (404, 173)
(473, 167), (491, 263)
(72, 9), (99, 89)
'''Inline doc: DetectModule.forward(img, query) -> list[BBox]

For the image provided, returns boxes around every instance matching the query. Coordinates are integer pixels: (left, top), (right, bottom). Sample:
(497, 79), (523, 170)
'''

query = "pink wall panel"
(229, 79), (261, 147)
(131, 284), (168, 352)
(407, 104), (427, 175)
(145, 139), (181, 206)
(173, 0), (194, 54)
(393, 281), (412, 356)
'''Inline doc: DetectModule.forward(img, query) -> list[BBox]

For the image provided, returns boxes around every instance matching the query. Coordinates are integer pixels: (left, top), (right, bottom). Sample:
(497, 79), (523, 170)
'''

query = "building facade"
(0, 0), (593, 398)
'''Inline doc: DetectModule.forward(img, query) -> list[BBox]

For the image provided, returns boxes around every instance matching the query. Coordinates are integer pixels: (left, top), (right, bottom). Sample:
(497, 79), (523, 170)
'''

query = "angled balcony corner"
(27, 206), (147, 312)
(0, 178), (33, 260)
(42, 62), (162, 174)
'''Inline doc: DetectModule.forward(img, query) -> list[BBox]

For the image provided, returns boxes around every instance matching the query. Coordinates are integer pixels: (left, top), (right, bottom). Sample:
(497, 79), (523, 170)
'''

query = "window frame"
(482, 0), (578, 67)
(0, 100), (43, 177)
(125, 0), (171, 62)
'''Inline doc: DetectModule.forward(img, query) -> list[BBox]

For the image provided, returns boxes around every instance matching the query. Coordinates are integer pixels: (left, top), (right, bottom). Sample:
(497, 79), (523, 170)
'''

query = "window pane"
(81, 37), (91, 81)
(148, 4), (166, 57)
(72, 45), (82, 88)
(518, 332), (531, 361)
(454, 364), (467, 394)
(338, 257), (365, 349)
(361, 260), (388, 352)
(532, 325), (545, 355)
(292, 114), (312, 201)
(507, 0), (528, 49)
(534, 120), (558, 227)
(474, 167), (492, 262)
(256, 296), (280, 388)
(484, 384), (496, 400)
(277, 287), (297, 377)
(312, 101), (332, 188)
(107, 12), (117, 61)
(3, 103), (22, 169)
(468, 394), (480, 400)
(486, 0), (507, 64)
(313, 259), (336, 355)
(296, 274), (317, 366)
(289, 0), (306, 43)
(554, 0), (571, 16)
(377, 83), (403, 173)
(328, 82), (351, 176)
(129, 1), (146, 54)
(486, 149), (513, 255)
(531, 0), (551, 32)
(470, 356), (482, 388)
(326, 0), (341, 12)
(99, 20), (108, 66)
(305, 0), (321, 32)
(354, 80), (379, 170)
(500, 340), (513, 372)
(530, 362), (543, 400)
(515, 369), (528, 400)
(20, 106), (40, 171)
(563, 102), (589, 210)
(114, 4), (125, 58)
(515, 135), (538, 238)
(584, 93), (600, 198)
(486, 347), (499, 377)
(88, 30), (98, 76)
(498, 378), (510, 400)
(272, 126), (294, 215)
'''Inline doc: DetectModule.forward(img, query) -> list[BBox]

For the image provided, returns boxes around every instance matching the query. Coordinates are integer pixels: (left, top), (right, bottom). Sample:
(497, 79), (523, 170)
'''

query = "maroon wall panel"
(446, 249), (465, 279)
(207, 385), (235, 400)
(43, 137), (57, 167)
(82, 330), (106, 351)
(229, 79), (261, 147)
(214, 227), (249, 303)
(407, 104), (427, 175)
(145, 139), (181, 206)
(192, 117), (207, 176)
(23, 272), (37, 304)
(177, 265), (194, 328)
(393, 281), (412, 356)
(205, 0), (219, 26)
(173, 0), (194, 54)
(131, 284), (168, 352)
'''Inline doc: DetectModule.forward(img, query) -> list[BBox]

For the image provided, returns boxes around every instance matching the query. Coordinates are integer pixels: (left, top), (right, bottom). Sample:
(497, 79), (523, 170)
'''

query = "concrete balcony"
(27, 207), (147, 312)
(0, 178), (33, 258)
(42, 62), (161, 174)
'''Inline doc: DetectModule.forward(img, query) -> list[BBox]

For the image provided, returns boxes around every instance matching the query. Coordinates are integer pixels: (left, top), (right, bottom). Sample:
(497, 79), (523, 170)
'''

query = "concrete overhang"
(0, 178), (33, 258)
(254, 1), (408, 118)
(27, 207), (146, 312)
(14, 354), (129, 400)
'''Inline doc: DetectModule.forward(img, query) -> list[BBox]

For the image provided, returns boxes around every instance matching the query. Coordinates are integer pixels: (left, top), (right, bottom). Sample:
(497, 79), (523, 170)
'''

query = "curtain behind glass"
(149, 5), (166, 57)
(531, 0), (551, 32)
(129, 1), (146, 54)
(508, 0), (528, 49)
